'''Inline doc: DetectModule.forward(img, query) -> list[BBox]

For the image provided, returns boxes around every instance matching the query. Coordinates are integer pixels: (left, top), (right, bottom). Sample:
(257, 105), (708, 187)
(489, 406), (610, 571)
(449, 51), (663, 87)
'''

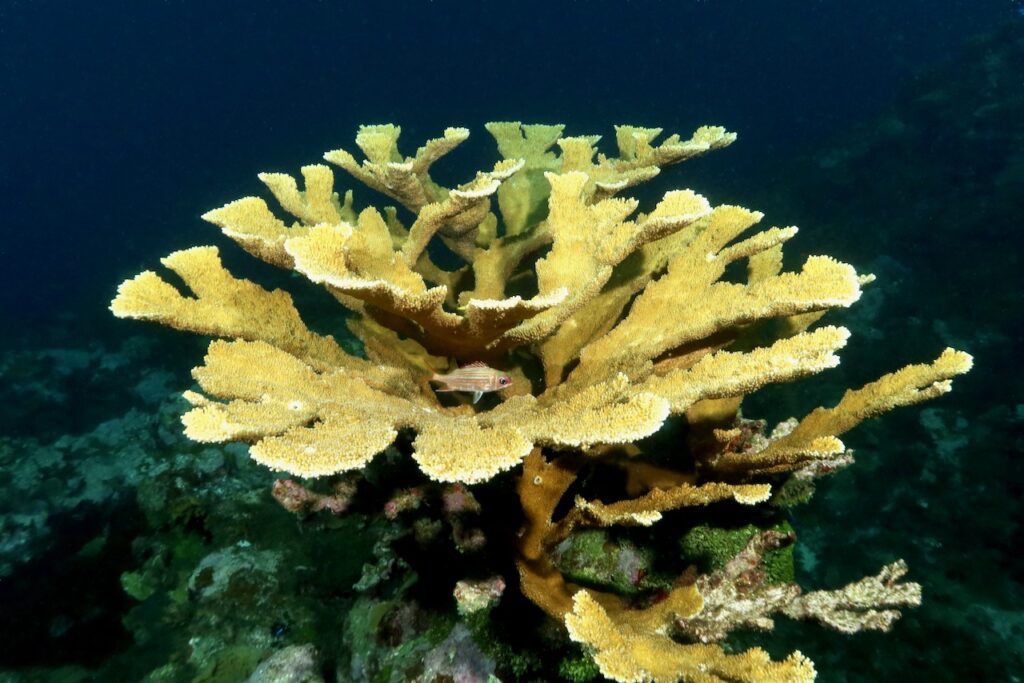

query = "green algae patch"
(550, 529), (659, 595)
(679, 521), (795, 584)
(559, 651), (601, 682)
(341, 597), (454, 682)
(121, 570), (158, 602)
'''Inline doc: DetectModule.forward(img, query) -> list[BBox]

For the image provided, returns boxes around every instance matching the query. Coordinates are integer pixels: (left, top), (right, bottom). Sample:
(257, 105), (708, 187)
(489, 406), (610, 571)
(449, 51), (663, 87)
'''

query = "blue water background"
(0, 0), (1014, 331)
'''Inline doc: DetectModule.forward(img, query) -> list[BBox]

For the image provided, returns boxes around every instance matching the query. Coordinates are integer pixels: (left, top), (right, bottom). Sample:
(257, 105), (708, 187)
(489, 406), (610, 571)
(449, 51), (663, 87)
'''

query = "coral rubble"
(111, 122), (971, 680)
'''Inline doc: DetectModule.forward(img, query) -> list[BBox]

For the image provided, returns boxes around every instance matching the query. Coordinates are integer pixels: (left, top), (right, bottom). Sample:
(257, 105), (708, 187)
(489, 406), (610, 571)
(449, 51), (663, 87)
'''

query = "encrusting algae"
(112, 121), (972, 681)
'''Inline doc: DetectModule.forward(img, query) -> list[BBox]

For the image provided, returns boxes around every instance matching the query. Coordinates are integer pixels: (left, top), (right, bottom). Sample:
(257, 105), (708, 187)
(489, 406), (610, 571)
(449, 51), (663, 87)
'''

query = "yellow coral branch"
(570, 480), (773, 528)
(324, 124), (469, 212)
(565, 590), (816, 683)
(110, 246), (355, 373)
(714, 348), (973, 476)
(643, 326), (851, 413)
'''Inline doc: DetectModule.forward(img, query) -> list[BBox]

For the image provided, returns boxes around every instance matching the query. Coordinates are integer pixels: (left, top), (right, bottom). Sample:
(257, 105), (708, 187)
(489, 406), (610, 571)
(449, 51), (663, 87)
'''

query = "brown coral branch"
(516, 449), (583, 619)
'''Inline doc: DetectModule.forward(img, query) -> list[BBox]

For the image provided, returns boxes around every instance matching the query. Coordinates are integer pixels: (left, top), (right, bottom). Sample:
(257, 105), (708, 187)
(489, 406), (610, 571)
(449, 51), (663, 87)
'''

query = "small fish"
(431, 362), (513, 404)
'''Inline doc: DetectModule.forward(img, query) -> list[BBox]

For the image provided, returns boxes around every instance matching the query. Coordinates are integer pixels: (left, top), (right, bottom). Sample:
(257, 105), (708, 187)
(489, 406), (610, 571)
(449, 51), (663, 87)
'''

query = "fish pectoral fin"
(472, 391), (483, 404)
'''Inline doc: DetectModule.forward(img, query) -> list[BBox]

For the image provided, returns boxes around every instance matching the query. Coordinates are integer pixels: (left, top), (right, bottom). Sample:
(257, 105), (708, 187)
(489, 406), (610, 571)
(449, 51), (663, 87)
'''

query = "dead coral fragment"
(675, 530), (922, 645)
(782, 560), (922, 634)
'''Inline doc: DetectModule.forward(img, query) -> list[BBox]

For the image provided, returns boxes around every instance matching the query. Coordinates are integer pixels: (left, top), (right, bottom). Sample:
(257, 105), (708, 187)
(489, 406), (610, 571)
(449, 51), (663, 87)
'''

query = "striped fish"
(431, 362), (513, 404)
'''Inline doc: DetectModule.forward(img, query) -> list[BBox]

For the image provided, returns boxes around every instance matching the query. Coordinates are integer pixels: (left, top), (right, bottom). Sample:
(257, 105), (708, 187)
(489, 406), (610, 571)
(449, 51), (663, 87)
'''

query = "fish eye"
(499, 377), (509, 385)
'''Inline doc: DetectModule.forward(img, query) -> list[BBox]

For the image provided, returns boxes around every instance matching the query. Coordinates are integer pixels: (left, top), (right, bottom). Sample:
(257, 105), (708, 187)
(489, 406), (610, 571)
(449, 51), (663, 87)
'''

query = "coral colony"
(112, 123), (971, 681)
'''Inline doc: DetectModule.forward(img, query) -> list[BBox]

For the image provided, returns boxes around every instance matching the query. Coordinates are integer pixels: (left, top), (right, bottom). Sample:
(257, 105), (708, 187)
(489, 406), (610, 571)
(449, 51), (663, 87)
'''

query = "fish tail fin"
(431, 374), (455, 391)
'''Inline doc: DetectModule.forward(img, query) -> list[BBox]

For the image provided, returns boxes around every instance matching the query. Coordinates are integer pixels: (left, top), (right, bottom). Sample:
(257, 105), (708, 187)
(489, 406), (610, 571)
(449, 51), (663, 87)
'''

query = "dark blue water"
(1, 0), (1013, 325)
(1, 2), (1021, 681)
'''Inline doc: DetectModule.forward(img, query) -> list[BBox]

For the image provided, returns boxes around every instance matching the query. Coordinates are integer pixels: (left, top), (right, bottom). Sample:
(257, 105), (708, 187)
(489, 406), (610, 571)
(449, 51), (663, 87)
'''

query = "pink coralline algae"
(384, 486), (425, 520)
(271, 477), (357, 517)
